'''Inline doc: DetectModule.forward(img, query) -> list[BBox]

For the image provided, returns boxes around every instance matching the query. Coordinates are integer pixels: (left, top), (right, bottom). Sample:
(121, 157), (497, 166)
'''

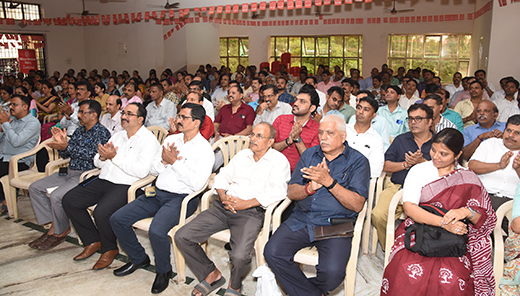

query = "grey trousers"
(28, 169), (84, 235)
(174, 200), (264, 290)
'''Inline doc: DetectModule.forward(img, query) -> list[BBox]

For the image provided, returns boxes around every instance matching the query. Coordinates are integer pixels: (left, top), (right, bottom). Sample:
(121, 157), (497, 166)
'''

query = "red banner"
(18, 49), (37, 74)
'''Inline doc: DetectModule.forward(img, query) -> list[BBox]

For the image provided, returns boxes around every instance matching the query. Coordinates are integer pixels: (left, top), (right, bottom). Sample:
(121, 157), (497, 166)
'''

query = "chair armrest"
(79, 168), (101, 182)
(9, 140), (52, 179)
(178, 180), (209, 226)
(127, 174), (156, 203)
(355, 202), (367, 234)
(201, 188), (217, 211)
(272, 198), (293, 232)
(45, 158), (71, 175)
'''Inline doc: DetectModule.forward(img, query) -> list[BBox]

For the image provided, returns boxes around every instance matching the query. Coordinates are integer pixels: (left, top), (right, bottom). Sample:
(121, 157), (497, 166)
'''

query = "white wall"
(469, 0), (493, 79)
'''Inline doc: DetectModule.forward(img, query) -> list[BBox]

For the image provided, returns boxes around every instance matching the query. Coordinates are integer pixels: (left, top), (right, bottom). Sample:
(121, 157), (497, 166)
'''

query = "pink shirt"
(121, 95), (142, 109)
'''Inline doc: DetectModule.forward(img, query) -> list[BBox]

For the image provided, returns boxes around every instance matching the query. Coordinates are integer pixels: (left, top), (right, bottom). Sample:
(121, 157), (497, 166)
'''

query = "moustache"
(506, 137), (516, 143)
(320, 140), (329, 145)
(121, 119), (129, 123)
(478, 115), (488, 120)
(177, 123), (183, 128)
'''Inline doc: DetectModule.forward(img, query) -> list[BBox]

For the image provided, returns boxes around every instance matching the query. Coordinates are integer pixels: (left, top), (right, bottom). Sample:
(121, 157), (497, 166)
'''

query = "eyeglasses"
(189, 88), (201, 92)
(10, 103), (20, 107)
(249, 132), (272, 140)
(259, 94), (275, 100)
(406, 116), (427, 123)
(176, 114), (193, 120)
(120, 111), (138, 117)
(78, 110), (93, 115)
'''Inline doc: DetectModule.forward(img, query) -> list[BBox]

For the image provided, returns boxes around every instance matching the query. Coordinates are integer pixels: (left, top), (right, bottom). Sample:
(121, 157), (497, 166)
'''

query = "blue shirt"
(284, 142), (370, 241)
(59, 122), (111, 171)
(385, 131), (433, 185)
(443, 108), (464, 132)
(463, 121), (506, 147)
(278, 91), (295, 104)
(0, 114), (41, 166)
(377, 105), (409, 138)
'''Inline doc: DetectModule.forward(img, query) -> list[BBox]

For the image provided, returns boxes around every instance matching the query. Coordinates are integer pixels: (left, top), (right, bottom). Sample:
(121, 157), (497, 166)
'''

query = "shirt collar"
(314, 141), (351, 162)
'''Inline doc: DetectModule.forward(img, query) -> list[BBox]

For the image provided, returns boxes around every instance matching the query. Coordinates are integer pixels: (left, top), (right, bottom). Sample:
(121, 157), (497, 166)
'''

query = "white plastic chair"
(384, 190), (405, 267)
(493, 200), (514, 296)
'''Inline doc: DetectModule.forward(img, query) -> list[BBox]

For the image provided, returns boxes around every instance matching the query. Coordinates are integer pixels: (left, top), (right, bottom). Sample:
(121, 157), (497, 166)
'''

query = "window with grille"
(220, 37), (249, 71)
(269, 35), (363, 76)
(0, 34), (46, 76)
(387, 34), (471, 83)
(0, 1), (41, 20)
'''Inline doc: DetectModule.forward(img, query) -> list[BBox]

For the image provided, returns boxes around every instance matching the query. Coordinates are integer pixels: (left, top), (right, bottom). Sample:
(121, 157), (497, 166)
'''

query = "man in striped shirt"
(423, 94), (456, 133)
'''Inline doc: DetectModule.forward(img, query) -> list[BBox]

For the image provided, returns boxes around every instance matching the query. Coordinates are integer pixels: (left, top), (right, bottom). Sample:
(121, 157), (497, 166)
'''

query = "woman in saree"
(35, 80), (60, 121)
(381, 128), (496, 296)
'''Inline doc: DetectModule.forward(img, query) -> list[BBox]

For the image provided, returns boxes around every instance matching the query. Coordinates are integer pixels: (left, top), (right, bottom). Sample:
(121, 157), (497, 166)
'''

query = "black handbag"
(404, 204), (468, 257)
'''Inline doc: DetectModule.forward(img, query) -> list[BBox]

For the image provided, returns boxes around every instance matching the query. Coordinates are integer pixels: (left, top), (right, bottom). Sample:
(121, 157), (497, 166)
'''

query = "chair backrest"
(384, 189), (404, 268)
(259, 62), (270, 71)
(271, 60), (281, 74)
(147, 126), (169, 144)
(212, 135), (250, 167)
(281, 52), (291, 67)
(493, 200), (514, 295)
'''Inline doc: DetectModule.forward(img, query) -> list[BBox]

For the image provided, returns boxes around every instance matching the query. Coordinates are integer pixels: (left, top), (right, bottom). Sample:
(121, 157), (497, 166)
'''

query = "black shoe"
(113, 256), (150, 277)
(151, 270), (173, 294)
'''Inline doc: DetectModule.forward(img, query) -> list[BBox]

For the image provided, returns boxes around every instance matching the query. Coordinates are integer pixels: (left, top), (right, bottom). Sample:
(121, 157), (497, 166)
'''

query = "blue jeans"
(110, 189), (196, 273)
(264, 223), (352, 296)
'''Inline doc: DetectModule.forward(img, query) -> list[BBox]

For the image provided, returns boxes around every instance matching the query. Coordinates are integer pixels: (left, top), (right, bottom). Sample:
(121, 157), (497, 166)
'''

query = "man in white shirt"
(444, 72), (464, 98)
(496, 77), (520, 122)
(305, 76), (326, 108)
(211, 74), (230, 107)
(468, 114), (520, 211)
(59, 81), (93, 136)
(398, 79), (421, 110)
(253, 84), (292, 126)
(475, 69), (497, 98)
(347, 95), (384, 178)
(62, 103), (161, 270)
(491, 77), (518, 102)
(291, 71), (307, 95)
(341, 78), (358, 108)
(100, 95), (123, 136)
(423, 94), (456, 133)
(145, 83), (177, 130)
(111, 103), (214, 294)
(175, 123), (290, 296)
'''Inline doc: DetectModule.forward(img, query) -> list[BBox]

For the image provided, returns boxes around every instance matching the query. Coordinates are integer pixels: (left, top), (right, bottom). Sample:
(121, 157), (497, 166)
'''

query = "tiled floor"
(0, 196), (385, 296)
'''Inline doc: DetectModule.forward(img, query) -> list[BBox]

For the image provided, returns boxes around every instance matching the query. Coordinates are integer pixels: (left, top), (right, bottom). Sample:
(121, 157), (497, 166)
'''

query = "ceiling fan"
(68, 0), (99, 16)
(384, 0), (414, 14)
(314, 7), (333, 17)
(251, 12), (264, 19)
(147, 0), (180, 9)
(6, 1), (20, 9)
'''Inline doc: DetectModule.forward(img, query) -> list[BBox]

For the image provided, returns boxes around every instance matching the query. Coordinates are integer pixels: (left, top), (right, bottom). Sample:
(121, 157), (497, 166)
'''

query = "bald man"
(100, 95), (123, 136)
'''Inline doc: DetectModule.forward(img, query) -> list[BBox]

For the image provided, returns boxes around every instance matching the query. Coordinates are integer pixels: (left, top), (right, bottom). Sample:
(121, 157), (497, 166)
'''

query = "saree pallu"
(381, 168), (497, 296)
(499, 225), (520, 295)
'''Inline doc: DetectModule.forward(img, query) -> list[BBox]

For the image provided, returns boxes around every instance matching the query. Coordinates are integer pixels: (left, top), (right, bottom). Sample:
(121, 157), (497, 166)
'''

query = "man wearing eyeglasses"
(372, 103), (434, 251)
(145, 83), (177, 131)
(62, 103), (160, 270)
(58, 80), (93, 136)
(175, 122), (290, 296)
(169, 92), (214, 140)
(28, 100), (111, 251)
(111, 103), (214, 294)
(253, 84), (292, 127)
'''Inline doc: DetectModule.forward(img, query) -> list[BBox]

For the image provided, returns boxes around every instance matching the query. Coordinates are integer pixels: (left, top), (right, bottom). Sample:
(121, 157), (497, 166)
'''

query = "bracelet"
(285, 138), (291, 146)
(325, 179), (337, 190)
(468, 207), (476, 220)
(477, 135), (483, 141)
(402, 161), (408, 170)
(440, 220), (445, 228)
(305, 183), (315, 195)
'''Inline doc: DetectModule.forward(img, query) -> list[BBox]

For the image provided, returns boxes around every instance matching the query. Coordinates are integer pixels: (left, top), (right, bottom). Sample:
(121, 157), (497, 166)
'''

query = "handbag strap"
(405, 223), (424, 253)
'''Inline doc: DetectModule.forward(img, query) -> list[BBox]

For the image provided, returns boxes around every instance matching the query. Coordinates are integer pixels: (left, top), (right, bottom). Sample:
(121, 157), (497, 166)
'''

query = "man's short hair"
(321, 114), (346, 133)
(79, 99), (102, 119)
(305, 76), (318, 85)
(373, 75), (382, 83)
(160, 78), (173, 86)
(358, 95), (379, 113)
(385, 84), (402, 95)
(129, 102), (147, 124)
(435, 89), (450, 100)
(357, 90), (375, 100)
(252, 77), (263, 85)
(506, 114), (520, 129)
(77, 80), (94, 97)
(150, 83), (164, 93)
(474, 69), (486, 77)
(424, 83), (439, 94)
(229, 84), (243, 94)
(408, 103), (434, 119)
(341, 78), (355, 87)
(276, 76), (287, 83)
(259, 71), (268, 77)
(322, 70), (331, 76)
(423, 94), (443, 106)
(406, 79), (418, 87)
(506, 77), (520, 89)
(470, 80), (484, 89)
(327, 86), (345, 100)
(189, 80), (203, 89)
(259, 84), (278, 95)
(181, 103), (206, 129)
(299, 84), (320, 114)
(256, 122), (276, 139)
(12, 94), (32, 108)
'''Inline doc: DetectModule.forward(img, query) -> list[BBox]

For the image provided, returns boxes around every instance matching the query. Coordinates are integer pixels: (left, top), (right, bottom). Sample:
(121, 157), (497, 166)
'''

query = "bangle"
(468, 207), (476, 220)
(477, 135), (483, 141)
(285, 138), (291, 146)
(325, 179), (337, 190)
(305, 183), (315, 195)
(402, 161), (408, 170)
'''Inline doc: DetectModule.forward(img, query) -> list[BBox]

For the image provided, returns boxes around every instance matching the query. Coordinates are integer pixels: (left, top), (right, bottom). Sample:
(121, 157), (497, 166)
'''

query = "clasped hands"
(0, 108), (11, 125)
(441, 208), (472, 236)
(221, 194), (249, 214)
(301, 157), (333, 192)
(499, 150), (520, 171)
(404, 150), (426, 169)
(98, 142), (118, 161)
(161, 142), (182, 165)
(286, 120), (303, 145)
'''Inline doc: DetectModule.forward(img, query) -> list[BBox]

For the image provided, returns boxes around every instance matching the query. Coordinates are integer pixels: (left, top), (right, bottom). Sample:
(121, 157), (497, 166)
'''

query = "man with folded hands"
(175, 122), (290, 296)
(110, 103), (214, 294)
(264, 114), (370, 296)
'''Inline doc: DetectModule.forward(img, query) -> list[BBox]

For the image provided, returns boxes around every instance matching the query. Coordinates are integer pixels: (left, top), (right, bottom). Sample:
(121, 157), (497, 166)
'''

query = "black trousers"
(62, 177), (130, 252)
(0, 160), (29, 202)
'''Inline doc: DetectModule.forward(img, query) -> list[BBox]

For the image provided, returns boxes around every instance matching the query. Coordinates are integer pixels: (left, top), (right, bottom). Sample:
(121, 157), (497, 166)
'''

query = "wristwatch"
(293, 136), (302, 143)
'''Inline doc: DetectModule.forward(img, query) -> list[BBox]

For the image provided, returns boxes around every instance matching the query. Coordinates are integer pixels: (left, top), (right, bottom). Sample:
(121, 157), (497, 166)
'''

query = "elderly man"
(0, 95), (40, 213)
(111, 103), (213, 294)
(100, 95), (123, 136)
(462, 100), (505, 161)
(28, 100), (110, 250)
(62, 103), (160, 270)
(175, 123), (290, 296)
(253, 84), (292, 126)
(59, 81), (93, 136)
(398, 79), (420, 110)
(454, 80), (486, 129)
(468, 114), (520, 211)
(273, 84), (320, 172)
(145, 83), (177, 130)
(265, 114), (370, 296)
(372, 104), (434, 250)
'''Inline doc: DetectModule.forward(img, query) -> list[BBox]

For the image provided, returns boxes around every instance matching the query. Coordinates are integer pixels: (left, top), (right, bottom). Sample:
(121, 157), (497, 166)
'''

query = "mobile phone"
(58, 167), (68, 176)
